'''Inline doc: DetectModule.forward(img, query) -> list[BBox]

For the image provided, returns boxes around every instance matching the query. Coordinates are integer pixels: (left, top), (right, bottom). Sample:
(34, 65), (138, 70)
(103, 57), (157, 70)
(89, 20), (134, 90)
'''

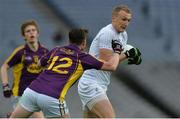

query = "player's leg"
(85, 94), (116, 118)
(62, 113), (71, 118)
(78, 81), (116, 118)
(6, 112), (12, 118)
(10, 104), (33, 118)
(31, 111), (44, 118)
(83, 105), (99, 118)
(37, 93), (70, 118)
(10, 95), (44, 118)
(10, 88), (41, 118)
(6, 96), (21, 118)
(90, 99), (115, 118)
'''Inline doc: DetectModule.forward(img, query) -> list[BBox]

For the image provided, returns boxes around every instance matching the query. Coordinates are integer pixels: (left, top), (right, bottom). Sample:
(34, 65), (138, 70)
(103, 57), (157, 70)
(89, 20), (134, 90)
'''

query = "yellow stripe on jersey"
(5, 45), (24, 96)
(59, 60), (83, 102)
(5, 45), (24, 64)
(12, 63), (23, 96)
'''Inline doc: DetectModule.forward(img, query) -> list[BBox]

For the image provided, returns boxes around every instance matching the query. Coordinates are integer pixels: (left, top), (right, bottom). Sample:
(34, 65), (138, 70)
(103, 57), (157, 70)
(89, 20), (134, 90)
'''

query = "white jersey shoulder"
(79, 24), (128, 88)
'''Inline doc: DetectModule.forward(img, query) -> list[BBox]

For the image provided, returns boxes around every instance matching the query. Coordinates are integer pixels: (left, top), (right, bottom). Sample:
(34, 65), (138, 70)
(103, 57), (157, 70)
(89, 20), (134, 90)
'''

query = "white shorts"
(78, 80), (109, 110)
(19, 88), (69, 118)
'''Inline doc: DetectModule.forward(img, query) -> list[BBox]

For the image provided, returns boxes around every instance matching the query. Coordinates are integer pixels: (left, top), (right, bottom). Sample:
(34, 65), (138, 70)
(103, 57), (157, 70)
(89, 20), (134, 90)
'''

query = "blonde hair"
(112, 5), (132, 17)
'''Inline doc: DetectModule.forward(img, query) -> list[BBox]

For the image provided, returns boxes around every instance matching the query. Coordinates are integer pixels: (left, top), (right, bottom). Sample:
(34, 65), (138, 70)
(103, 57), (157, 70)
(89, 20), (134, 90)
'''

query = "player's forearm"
(1, 64), (9, 85)
(101, 53), (120, 71)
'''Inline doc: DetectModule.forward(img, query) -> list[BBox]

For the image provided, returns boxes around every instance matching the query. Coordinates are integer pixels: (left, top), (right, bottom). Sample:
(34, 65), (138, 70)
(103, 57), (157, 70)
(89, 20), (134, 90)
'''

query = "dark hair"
(69, 28), (88, 45)
(21, 20), (39, 36)
(112, 5), (132, 17)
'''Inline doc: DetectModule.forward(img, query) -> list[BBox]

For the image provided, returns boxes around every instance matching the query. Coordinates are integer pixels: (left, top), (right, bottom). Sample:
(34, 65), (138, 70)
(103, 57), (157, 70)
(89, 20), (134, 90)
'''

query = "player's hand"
(111, 40), (123, 54)
(2, 84), (12, 98)
(128, 55), (142, 65)
(124, 48), (141, 58)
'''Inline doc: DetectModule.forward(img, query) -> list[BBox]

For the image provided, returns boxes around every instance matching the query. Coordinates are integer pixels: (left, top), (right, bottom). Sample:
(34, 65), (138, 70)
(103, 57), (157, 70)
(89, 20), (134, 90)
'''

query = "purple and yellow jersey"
(5, 43), (49, 96)
(29, 44), (103, 102)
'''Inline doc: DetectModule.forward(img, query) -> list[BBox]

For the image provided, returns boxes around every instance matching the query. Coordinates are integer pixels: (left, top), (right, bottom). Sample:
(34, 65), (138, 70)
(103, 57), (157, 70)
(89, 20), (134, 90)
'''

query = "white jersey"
(79, 24), (128, 90)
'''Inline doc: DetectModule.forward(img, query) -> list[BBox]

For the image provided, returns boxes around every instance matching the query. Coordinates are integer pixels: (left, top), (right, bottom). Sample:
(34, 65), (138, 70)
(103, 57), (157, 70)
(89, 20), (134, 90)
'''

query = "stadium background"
(0, 0), (180, 118)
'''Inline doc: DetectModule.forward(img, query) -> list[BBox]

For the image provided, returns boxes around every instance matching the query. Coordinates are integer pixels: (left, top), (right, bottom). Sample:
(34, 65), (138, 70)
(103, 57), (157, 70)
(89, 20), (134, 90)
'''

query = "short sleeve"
(80, 53), (103, 70)
(98, 32), (113, 50)
(5, 48), (23, 68)
(40, 47), (57, 66)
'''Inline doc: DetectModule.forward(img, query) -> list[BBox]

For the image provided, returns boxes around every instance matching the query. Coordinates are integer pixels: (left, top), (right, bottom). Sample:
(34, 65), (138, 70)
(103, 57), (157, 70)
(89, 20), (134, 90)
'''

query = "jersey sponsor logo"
(27, 63), (43, 73)
(27, 55), (43, 73)
(25, 56), (32, 61)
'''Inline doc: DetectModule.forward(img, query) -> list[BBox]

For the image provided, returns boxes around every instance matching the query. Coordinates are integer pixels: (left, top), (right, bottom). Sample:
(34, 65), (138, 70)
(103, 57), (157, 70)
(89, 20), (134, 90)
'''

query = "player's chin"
(118, 28), (125, 33)
(28, 40), (36, 44)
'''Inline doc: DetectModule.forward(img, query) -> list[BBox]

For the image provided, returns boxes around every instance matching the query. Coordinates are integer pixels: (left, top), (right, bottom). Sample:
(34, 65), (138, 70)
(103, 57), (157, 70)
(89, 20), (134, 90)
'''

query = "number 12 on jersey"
(47, 56), (73, 74)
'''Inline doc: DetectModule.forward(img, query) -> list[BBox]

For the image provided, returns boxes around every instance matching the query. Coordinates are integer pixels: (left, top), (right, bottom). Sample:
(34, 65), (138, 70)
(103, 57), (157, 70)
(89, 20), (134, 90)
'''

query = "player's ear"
(81, 39), (86, 50)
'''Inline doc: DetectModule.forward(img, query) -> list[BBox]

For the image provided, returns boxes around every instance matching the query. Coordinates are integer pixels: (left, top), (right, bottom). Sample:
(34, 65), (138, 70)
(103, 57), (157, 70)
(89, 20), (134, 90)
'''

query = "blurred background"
(0, 0), (180, 118)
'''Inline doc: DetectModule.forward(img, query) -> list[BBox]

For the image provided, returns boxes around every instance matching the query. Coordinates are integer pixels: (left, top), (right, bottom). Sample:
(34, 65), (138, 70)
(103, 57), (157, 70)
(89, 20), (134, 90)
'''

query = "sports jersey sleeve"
(81, 53), (103, 70)
(99, 31), (113, 50)
(5, 47), (23, 68)
(40, 47), (57, 66)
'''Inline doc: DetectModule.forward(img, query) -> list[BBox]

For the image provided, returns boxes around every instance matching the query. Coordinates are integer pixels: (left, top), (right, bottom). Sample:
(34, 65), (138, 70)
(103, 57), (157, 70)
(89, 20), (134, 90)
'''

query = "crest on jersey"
(25, 56), (32, 61)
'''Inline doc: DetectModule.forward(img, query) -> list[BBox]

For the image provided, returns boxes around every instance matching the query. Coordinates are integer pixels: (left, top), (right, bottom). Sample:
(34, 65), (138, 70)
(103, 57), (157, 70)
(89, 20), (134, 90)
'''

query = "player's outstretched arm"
(101, 53), (126, 71)
(100, 40), (125, 71)
(1, 63), (10, 85)
(1, 63), (12, 98)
